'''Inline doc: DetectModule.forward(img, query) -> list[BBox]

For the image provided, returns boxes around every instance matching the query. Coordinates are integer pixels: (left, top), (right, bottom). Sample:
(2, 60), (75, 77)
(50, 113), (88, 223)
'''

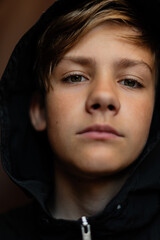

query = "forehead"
(61, 23), (155, 72)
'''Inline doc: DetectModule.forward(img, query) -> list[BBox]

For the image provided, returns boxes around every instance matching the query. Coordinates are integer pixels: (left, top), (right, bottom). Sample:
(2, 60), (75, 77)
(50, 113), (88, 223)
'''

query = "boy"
(0, 0), (160, 239)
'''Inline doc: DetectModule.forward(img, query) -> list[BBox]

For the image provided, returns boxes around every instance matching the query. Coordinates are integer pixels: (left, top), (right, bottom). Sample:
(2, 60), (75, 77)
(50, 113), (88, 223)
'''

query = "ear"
(29, 92), (47, 131)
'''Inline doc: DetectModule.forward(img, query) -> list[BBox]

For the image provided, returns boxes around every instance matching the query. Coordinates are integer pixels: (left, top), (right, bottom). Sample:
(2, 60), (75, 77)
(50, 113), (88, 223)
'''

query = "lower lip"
(79, 131), (119, 140)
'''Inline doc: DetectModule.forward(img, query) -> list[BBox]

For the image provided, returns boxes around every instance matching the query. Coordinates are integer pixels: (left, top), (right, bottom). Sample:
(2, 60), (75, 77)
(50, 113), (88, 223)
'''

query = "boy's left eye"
(63, 74), (87, 83)
(119, 79), (143, 88)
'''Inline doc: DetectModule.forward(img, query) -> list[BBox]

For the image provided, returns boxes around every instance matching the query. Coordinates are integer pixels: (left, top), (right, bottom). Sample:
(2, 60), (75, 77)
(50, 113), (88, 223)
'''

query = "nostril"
(108, 104), (115, 111)
(92, 103), (100, 109)
(91, 103), (115, 110)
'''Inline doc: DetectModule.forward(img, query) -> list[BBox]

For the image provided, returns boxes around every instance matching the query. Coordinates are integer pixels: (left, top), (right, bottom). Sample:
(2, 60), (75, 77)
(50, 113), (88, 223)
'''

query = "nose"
(86, 78), (120, 115)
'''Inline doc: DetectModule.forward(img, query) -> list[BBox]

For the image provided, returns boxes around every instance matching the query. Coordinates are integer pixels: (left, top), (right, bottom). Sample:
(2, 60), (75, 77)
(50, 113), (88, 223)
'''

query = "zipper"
(81, 216), (92, 240)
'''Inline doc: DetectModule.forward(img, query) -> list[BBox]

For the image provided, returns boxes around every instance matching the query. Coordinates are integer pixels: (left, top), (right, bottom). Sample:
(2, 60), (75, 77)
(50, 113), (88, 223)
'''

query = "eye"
(63, 74), (87, 83)
(119, 79), (143, 88)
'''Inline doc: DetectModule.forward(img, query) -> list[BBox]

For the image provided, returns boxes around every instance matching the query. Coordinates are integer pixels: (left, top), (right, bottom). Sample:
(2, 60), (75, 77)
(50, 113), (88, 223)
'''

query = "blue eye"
(63, 75), (87, 83)
(120, 79), (143, 88)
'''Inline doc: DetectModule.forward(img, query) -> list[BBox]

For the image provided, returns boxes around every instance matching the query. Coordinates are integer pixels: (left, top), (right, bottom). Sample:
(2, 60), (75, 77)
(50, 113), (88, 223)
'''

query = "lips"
(77, 124), (123, 140)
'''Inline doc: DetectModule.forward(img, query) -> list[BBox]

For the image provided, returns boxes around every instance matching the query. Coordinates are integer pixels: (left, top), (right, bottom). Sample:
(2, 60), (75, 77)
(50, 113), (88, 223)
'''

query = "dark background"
(0, 0), (56, 213)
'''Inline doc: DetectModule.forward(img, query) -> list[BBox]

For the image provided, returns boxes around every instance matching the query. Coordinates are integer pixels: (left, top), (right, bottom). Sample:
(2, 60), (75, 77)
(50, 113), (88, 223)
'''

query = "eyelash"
(62, 73), (88, 83)
(119, 78), (144, 89)
(62, 73), (144, 89)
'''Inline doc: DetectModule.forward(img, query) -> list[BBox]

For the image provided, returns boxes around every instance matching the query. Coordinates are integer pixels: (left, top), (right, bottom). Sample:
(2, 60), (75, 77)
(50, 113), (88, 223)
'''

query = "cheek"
(45, 92), (81, 139)
(46, 98), (68, 131)
(45, 99), (69, 153)
(45, 92), (84, 159)
(46, 89), (86, 125)
(124, 95), (154, 142)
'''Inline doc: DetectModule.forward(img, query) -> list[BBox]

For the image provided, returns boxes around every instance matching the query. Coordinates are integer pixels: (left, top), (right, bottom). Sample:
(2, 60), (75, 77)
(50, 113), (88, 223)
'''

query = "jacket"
(1, 0), (160, 239)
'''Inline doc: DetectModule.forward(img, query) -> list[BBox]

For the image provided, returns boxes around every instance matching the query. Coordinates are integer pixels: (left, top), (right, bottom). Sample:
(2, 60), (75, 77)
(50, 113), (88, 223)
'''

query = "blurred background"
(0, 0), (56, 213)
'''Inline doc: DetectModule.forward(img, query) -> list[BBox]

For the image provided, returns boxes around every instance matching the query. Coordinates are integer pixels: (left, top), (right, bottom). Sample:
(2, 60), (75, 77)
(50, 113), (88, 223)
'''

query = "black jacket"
(1, 0), (160, 239)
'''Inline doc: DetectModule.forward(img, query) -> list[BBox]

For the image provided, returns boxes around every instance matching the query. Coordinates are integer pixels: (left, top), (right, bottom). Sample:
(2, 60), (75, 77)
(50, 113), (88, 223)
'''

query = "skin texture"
(30, 23), (155, 219)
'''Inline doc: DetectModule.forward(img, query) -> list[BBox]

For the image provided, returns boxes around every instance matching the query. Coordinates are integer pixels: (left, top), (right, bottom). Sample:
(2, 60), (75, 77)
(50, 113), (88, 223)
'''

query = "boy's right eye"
(63, 74), (87, 83)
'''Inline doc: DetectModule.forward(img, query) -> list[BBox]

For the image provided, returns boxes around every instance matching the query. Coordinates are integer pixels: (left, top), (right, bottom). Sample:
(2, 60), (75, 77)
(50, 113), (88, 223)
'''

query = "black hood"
(1, 0), (160, 233)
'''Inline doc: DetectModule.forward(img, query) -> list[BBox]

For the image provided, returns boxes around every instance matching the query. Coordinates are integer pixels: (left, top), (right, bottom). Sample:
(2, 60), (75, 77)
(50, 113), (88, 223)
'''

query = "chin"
(71, 156), (128, 178)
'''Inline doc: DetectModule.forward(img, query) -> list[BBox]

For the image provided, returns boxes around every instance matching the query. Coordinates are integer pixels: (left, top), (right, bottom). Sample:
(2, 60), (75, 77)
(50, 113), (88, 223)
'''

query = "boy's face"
(31, 23), (155, 177)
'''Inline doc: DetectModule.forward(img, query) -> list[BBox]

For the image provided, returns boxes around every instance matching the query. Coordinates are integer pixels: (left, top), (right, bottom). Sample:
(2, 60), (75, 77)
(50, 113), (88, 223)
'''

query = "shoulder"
(0, 201), (37, 239)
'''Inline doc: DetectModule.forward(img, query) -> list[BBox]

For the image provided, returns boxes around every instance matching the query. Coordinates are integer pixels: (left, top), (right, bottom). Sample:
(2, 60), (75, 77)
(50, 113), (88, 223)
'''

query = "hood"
(1, 0), (160, 233)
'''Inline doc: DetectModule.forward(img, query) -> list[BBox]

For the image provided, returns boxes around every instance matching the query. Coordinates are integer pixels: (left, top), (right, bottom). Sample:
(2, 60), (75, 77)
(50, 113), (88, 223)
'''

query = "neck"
(49, 164), (128, 220)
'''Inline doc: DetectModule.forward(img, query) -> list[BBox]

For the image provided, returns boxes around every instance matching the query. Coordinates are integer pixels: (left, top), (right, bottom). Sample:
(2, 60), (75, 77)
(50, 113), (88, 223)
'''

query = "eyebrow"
(61, 56), (96, 67)
(114, 58), (153, 74)
(61, 56), (153, 74)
